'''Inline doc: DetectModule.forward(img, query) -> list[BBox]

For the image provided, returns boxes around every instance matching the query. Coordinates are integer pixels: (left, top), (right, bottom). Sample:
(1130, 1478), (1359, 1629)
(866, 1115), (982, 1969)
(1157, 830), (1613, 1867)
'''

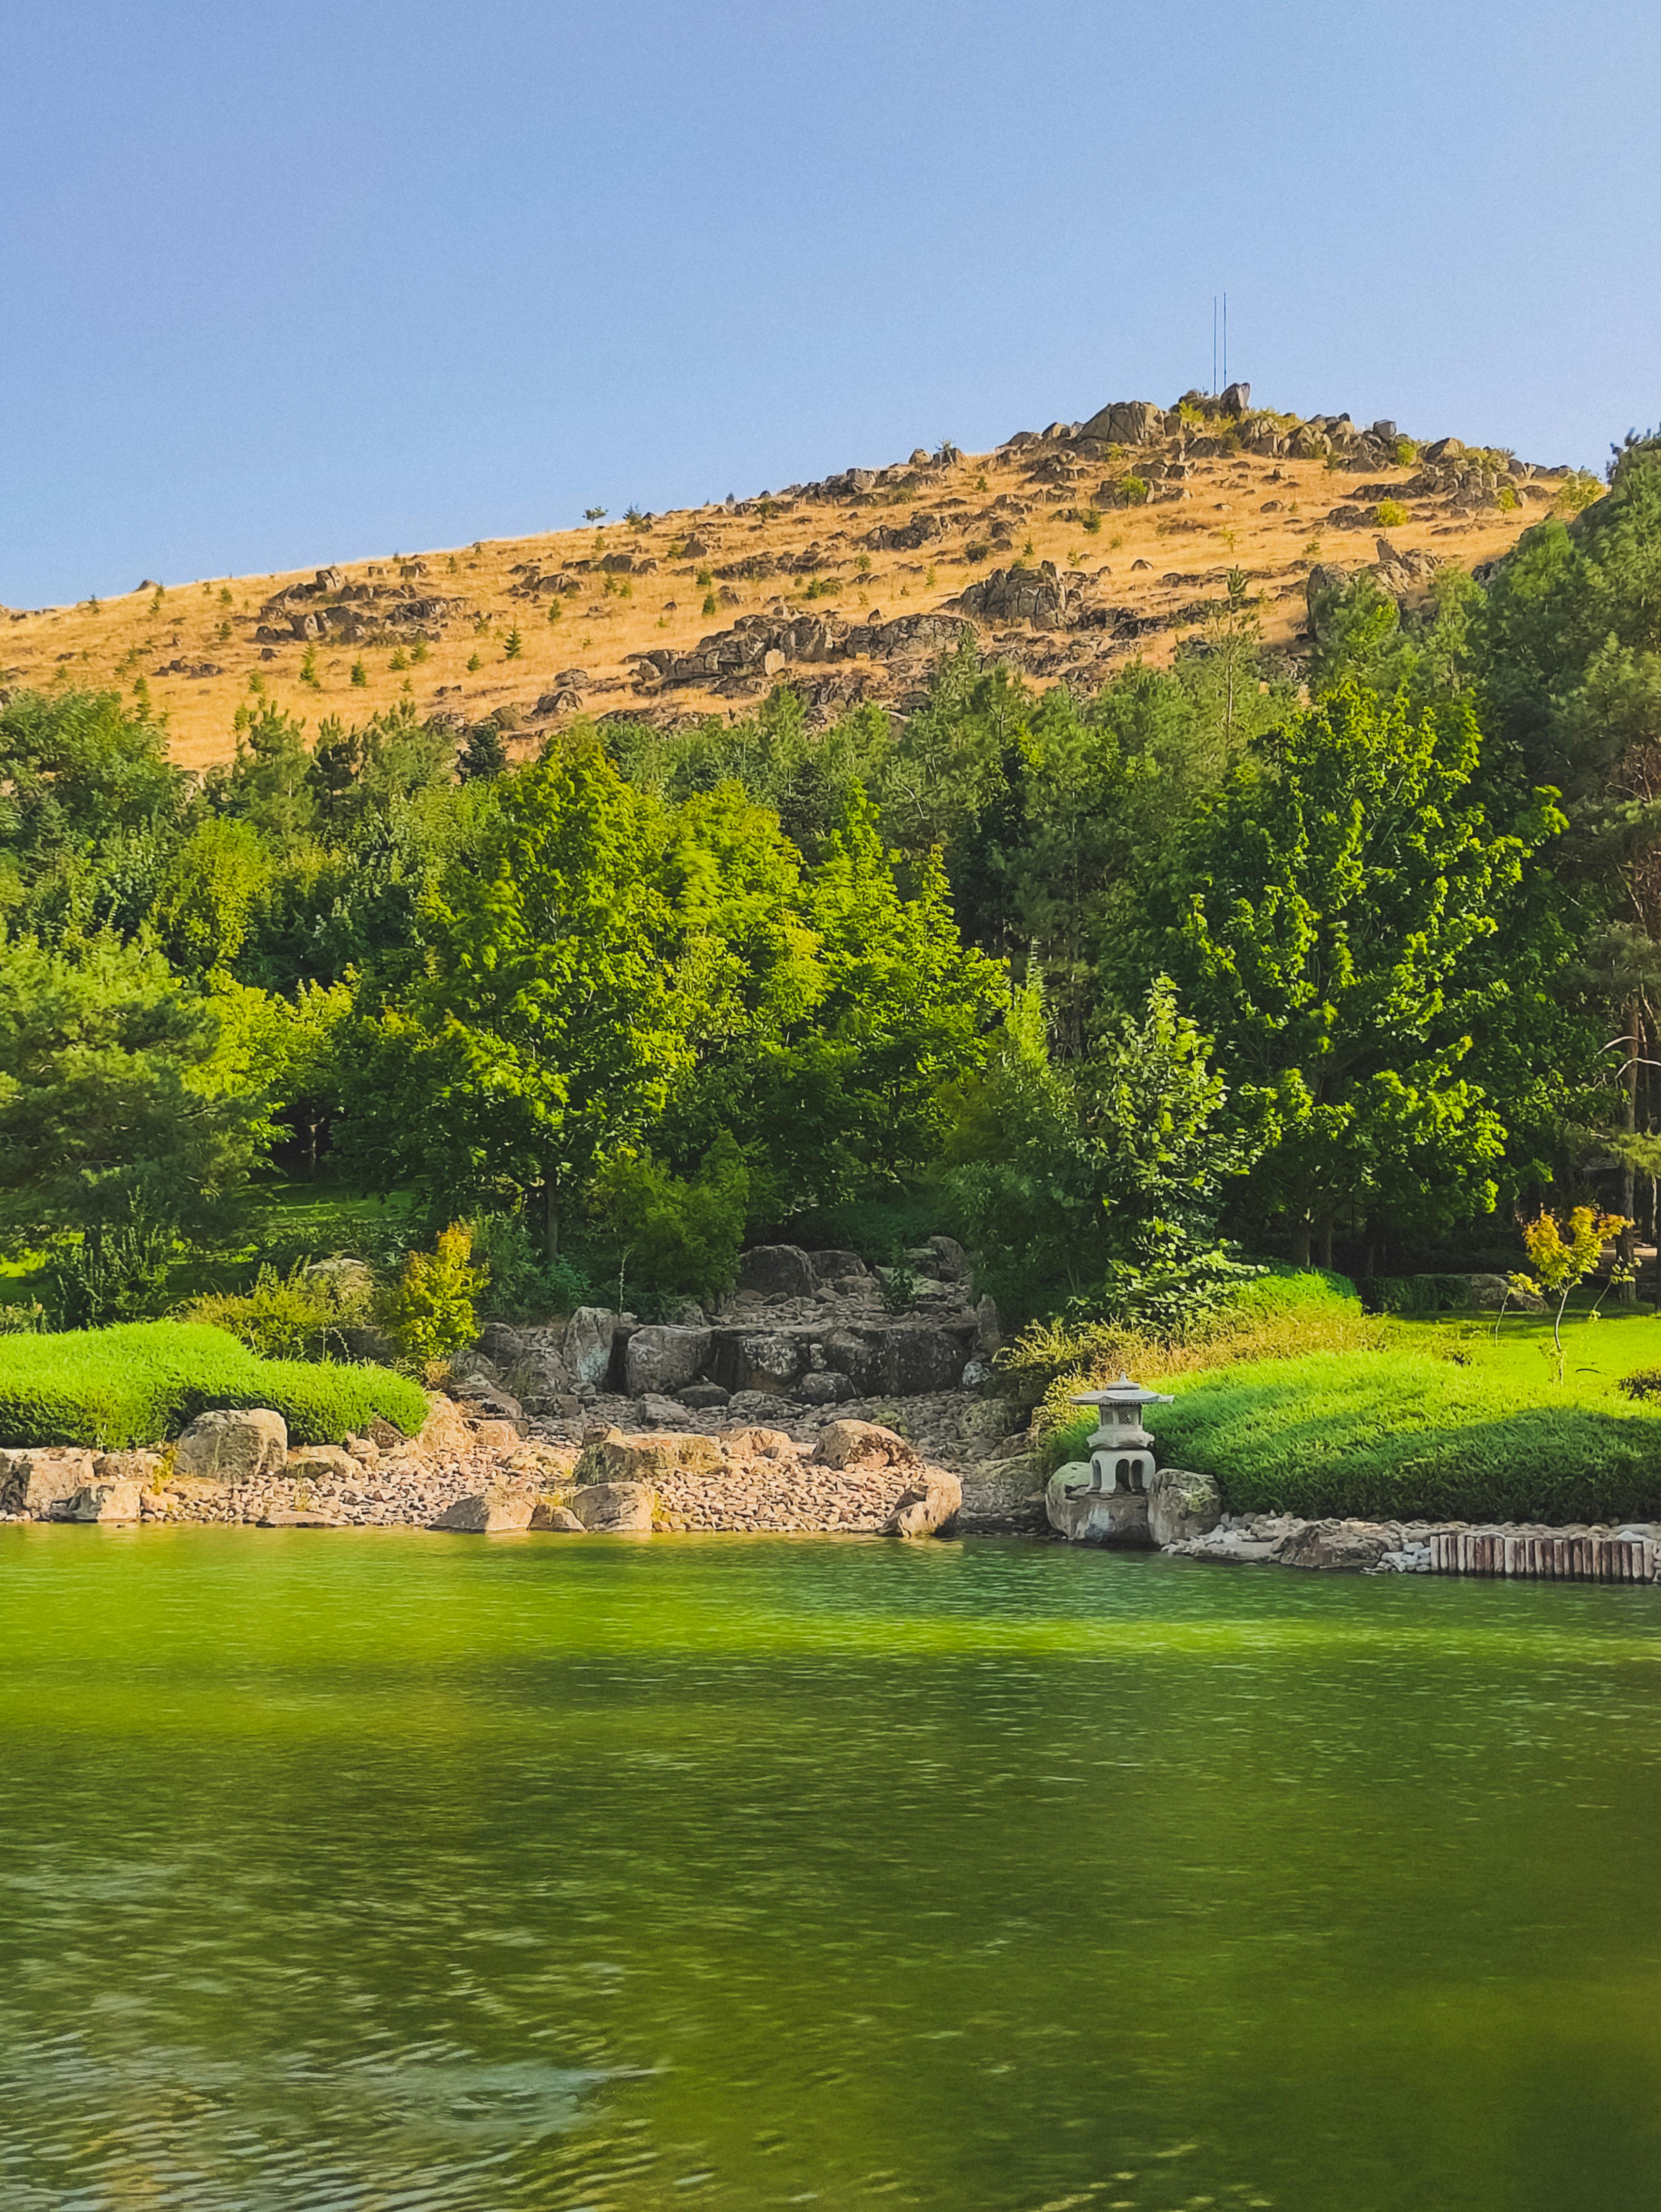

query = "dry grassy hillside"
(0, 390), (1592, 772)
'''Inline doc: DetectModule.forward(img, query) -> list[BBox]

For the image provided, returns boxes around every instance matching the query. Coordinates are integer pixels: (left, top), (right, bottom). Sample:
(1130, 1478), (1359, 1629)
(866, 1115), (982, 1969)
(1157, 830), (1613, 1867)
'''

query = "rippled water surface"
(2, 1528), (1660, 2211)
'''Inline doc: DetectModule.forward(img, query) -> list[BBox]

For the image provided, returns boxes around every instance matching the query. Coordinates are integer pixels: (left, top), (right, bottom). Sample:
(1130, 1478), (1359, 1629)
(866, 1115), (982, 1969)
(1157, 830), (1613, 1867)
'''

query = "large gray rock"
(808, 1249), (867, 1285)
(1149, 1466), (1222, 1547)
(884, 1468), (962, 1539)
(1045, 1465), (1153, 1546)
(736, 1245), (816, 1298)
(174, 1410), (287, 1485)
(958, 1460), (1046, 1532)
(61, 1480), (141, 1524)
(797, 1371), (855, 1405)
(624, 1325), (712, 1398)
(0, 1447), (98, 1515)
(572, 1481), (655, 1532)
(714, 1328), (811, 1395)
(1272, 1519), (1399, 1572)
(430, 1487), (536, 1533)
(529, 1500), (584, 1531)
(1078, 399), (1163, 445)
(566, 1307), (620, 1388)
(812, 1420), (920, 1472)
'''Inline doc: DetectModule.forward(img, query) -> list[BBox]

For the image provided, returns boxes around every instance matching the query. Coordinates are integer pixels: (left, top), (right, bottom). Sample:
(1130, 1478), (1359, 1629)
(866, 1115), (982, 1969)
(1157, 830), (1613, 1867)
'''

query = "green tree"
(150, 818), (273, 975)
(339, 732), (692, 1249)
(1128, 682), (1563, 1264)
(457, 720), (508, 782)
(0, 934), (273, 1259)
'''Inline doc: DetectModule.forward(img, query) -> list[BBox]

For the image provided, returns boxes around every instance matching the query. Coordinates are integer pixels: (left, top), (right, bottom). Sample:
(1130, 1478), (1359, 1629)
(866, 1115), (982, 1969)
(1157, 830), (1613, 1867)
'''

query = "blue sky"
(2, 0), (1656, 606)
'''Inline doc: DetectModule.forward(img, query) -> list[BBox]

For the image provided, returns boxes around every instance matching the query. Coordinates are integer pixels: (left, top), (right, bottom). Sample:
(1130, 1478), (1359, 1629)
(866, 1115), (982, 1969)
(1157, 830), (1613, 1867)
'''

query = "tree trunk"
(1621, 996), (1639, 1302)
(1316, 1213), (1335, 1272)
(1289, 1216), (1312, 1269)
(542, 1181), (560, 1259)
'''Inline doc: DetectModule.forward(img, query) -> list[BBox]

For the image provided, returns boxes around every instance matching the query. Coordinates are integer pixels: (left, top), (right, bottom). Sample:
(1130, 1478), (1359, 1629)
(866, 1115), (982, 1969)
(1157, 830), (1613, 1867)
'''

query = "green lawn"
(1136, 1305), (1661, 1526)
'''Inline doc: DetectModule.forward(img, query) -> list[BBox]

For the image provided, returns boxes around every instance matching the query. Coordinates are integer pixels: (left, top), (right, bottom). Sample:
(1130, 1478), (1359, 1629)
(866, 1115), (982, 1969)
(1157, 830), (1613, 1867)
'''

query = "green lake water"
(2, 1529), (1659, 2212)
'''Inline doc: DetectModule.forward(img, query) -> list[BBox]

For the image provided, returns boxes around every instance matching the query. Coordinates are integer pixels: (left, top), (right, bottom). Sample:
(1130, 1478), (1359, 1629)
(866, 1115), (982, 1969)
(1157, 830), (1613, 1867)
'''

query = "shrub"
(1375, 498), (1408, 528)
(591, 1134), (748, 1301)
(183, 1259), (372, 1361)
(47, 1222), (176, 1327)
(379, 1223), (485, 1364)
(0, 1320), (425, 1448)
(1143, 1349), (1661, 1525)
(470, 1211), (599, 1322)
(1618, 1367), (1661, 1401)
(1118, 475), (1149, 505)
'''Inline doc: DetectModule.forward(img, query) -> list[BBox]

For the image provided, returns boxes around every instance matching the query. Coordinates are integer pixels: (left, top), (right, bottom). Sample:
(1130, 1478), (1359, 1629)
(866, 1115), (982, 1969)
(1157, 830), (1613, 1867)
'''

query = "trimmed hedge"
(0, 1321), (428, 1450)
(1145, 1349), (1661, 1526)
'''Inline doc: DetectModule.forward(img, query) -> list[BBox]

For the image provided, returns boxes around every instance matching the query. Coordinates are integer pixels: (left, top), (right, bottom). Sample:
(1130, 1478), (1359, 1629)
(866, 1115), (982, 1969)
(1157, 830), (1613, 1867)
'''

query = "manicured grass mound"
(0, 1321), (428, 1450)
(1145, 1349), (1661, 1526)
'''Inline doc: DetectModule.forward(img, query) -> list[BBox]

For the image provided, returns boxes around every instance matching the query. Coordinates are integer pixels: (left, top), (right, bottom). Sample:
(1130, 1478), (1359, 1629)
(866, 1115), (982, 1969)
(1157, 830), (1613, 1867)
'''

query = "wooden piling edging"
(1426, 1530), (1656, 1583)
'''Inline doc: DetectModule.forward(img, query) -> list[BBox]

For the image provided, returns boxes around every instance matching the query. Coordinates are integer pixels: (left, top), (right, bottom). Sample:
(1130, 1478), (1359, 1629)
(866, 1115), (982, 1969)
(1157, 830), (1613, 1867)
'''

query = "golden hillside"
(0, 391), (1585, 772)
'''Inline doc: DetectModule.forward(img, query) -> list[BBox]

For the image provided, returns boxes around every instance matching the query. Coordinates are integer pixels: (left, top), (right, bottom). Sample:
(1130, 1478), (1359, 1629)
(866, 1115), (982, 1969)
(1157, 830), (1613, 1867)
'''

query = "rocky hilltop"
(0, 384), (1585, 771)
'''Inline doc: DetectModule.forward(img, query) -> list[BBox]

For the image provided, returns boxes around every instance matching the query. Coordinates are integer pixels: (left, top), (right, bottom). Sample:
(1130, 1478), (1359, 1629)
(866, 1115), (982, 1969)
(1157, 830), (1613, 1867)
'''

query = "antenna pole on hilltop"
(1223, 292), (1228, 390)
(1212, 296), (1217, 395)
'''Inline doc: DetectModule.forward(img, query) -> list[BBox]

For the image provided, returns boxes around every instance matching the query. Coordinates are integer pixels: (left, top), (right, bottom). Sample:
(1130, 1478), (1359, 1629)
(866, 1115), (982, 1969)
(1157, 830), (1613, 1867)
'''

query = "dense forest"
(8, 435), (1661, 1331)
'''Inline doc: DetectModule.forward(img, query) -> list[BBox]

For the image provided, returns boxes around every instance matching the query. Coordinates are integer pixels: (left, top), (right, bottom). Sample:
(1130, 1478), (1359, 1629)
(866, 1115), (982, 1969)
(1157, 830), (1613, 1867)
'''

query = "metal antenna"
(1223, 292), (1228, 389)
(1212, 296), (1217, 395)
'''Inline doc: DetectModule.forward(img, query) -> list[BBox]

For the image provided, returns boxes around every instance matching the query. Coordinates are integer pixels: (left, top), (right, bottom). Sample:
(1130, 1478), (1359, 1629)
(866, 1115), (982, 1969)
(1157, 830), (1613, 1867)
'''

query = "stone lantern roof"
(1070, 1372), (1174, 1411)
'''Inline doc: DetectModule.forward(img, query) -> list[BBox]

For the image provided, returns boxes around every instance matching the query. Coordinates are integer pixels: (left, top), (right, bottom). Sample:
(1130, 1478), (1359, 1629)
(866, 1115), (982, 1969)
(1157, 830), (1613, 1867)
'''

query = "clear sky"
(3, 0), (1657, 607)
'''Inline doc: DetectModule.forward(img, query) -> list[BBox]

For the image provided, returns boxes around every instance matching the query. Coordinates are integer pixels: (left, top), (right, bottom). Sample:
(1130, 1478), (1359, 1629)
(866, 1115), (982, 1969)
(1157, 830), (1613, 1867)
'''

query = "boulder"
(285, 1445), (358, 1485)
(623, 1325), (712, 1398)
(975, 1294), (1003, 1354)
(927, 1234), (970, 1282)
(1218, 380), (1252, 416)
(881, 1321), (976, 1395)
(304, 1255), (375, 1306)
(813, 1420), (919, 1472)
(60, 1480), (141, 1524)
(410, 1396), (475, 1461)
(500, 1440), (581, 1481)
(720, 1426), (799, 1460)
(809, 1249), (867, 1285)
(174, 1410), (288, 1485)
(529, 1500), (584, 1531)
(797, 1371), (856, 1405)
(680, 1382), (731, 1410)
(1423, 436), (1465, 461)
(1077, 399), (1163, 446)
(430, 1487), (536, 1533)
(958, 1460), (1046, 1533)
(580, 1430), (723, 1483)
(95, 1448), (163, 1489)
(566, 1306), (621, 1388)
(884, 1468), (962, 1539)
(572, 1481), (655, 1532)
(736, 1245), (816, 1298)
(0, 1447), (98, 1516)
(636, 1393), (692, 1427)
(1044, 1465), (1153, 1545)
(1271, 1519), (1399, 1572)
(715, 1327), (811, 1395)
(1148, 1466), (1222, 1547)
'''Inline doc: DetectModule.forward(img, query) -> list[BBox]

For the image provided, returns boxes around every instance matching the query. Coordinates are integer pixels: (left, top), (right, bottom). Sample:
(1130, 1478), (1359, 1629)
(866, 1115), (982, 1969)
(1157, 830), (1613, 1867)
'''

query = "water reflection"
(1, 1528), (1659, 2209)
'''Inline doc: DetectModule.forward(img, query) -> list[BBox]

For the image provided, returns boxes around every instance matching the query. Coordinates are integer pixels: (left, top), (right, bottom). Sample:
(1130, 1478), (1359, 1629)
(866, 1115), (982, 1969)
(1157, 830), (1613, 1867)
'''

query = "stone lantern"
(1070, 1374), (1174, 1496)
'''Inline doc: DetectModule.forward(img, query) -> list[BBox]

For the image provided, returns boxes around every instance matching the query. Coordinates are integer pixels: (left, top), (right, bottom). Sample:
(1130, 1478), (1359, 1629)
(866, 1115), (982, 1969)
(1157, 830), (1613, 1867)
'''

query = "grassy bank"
(1026, 1281), (1661, 1526)
(0, 1322), (427, 1450)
